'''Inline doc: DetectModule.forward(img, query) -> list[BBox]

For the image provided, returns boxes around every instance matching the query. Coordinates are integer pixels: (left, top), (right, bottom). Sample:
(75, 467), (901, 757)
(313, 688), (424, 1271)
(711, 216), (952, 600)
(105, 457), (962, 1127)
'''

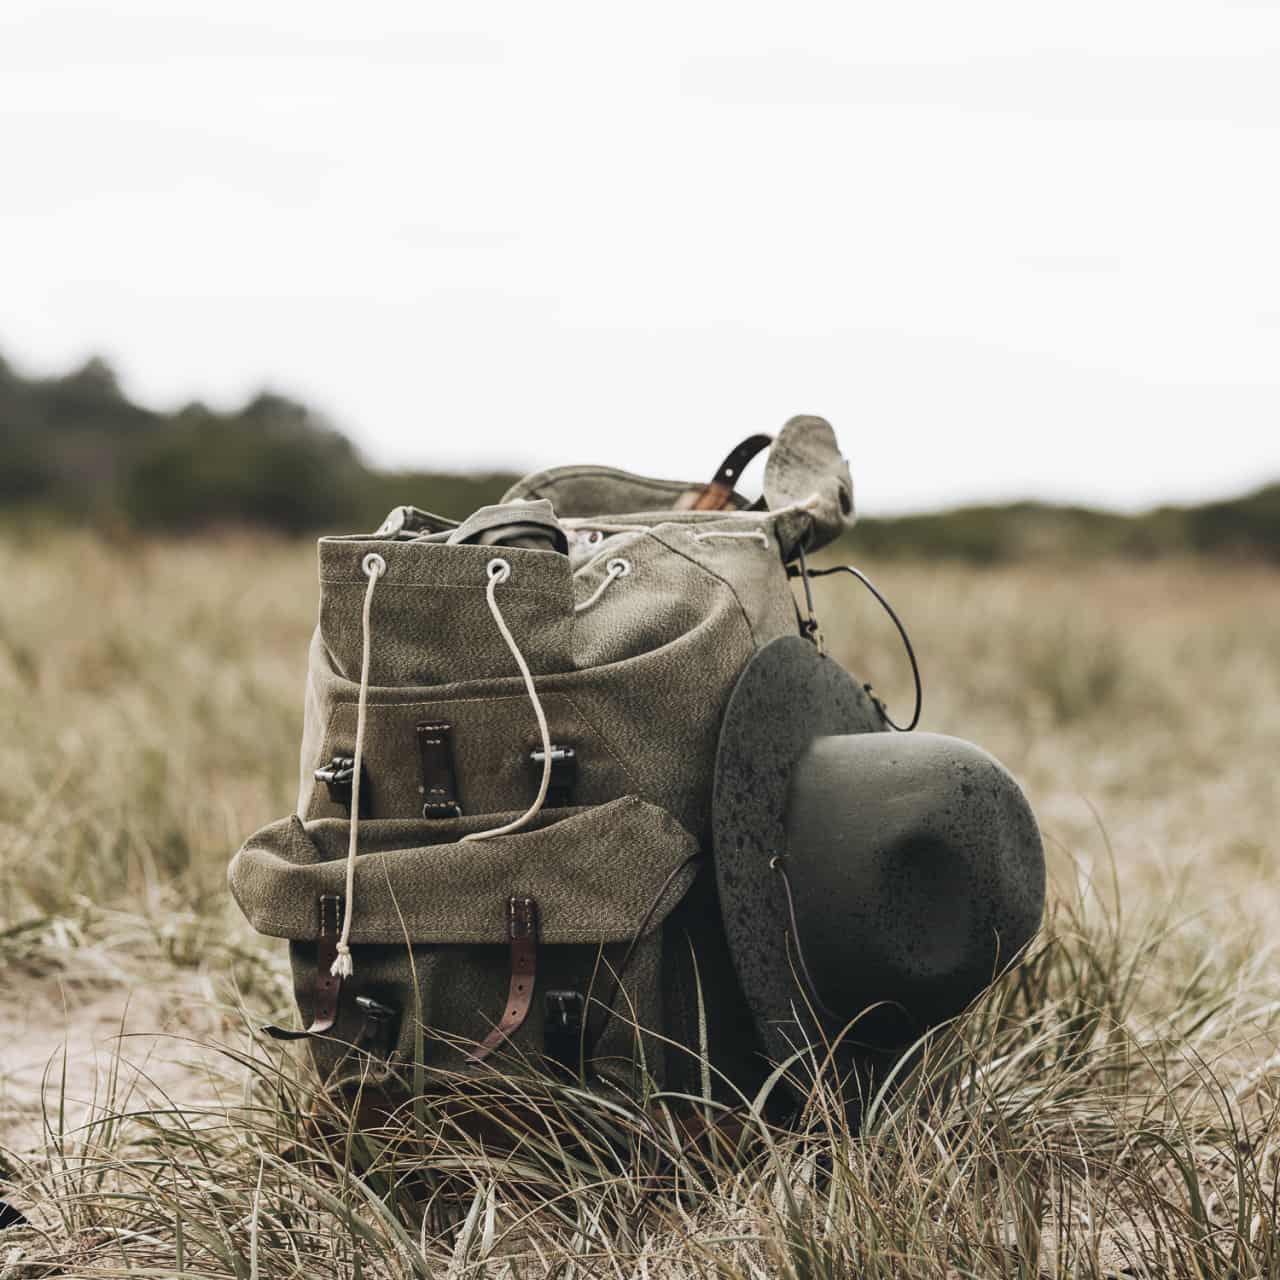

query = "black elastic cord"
(804, 564), (923, 732)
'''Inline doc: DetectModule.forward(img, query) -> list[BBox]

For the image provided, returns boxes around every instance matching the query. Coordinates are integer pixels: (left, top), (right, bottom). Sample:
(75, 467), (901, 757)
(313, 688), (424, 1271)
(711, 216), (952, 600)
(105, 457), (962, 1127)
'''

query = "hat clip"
(789, 545), (825, 654)
(788, 554), (923, 733)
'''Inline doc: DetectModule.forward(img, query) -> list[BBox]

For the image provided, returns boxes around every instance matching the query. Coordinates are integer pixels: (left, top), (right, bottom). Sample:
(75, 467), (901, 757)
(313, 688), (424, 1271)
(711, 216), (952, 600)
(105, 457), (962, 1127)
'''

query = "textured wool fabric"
(230, 418), (857, 1094)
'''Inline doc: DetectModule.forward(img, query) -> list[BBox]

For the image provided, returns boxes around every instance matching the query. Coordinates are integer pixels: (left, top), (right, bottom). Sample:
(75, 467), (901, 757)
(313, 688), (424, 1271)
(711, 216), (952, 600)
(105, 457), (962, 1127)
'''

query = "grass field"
(0, 531), (1278, 1277)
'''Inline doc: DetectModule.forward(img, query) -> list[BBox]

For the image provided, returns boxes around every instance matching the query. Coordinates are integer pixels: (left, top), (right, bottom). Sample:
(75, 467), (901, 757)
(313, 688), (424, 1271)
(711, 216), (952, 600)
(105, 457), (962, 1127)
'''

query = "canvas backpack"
(229, 416), (876, 1100)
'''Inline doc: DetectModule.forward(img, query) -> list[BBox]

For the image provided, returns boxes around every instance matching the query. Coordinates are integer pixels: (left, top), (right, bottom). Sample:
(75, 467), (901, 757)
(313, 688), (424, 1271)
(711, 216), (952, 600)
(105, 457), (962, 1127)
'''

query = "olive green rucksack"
(229, 417), (866, 1100)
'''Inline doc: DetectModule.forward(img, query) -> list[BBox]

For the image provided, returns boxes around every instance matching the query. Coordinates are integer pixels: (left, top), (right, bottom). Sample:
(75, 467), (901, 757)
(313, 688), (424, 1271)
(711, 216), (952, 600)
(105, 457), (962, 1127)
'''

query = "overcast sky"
(2, 2), (1278, 514)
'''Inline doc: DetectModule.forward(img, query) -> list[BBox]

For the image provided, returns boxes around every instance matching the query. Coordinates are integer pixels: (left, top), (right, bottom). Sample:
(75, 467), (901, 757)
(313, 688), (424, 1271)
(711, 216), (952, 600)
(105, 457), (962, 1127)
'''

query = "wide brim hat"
(712, 636), (1045, 1074)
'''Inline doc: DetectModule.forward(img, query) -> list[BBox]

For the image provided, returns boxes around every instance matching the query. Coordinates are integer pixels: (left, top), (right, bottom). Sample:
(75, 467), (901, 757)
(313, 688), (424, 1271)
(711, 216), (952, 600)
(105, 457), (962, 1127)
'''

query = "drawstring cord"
(462, 559), (554, 844)
(574, 557), (631, 613)
(770, 854), (844, 1023)
(330, 553), (553, 977)
(331, 552), (386, 979)
(689, 529), (771, 548)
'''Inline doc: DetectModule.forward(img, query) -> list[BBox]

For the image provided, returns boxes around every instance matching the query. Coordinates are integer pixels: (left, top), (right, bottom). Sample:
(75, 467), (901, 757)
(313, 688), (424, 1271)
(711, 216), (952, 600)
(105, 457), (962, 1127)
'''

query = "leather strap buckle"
(314, 756), (369, 817)
(417, 721), (462, 818)
(262, 894), (344, 1041)
(466, 896), (539, 1063)
(354, 994), (400, 1057)
(543, 989), (585, 1070)
(529, 744), (576, 808)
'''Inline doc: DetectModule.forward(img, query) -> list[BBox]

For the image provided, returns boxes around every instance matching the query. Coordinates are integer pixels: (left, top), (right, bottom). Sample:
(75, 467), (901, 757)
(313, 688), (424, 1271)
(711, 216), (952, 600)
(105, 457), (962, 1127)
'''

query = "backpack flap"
(229, 796), (703, 1085)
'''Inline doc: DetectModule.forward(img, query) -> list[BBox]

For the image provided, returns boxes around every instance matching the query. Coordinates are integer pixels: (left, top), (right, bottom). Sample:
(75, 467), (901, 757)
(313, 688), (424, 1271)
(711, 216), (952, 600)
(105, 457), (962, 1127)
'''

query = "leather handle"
(690, 434), (774, 511)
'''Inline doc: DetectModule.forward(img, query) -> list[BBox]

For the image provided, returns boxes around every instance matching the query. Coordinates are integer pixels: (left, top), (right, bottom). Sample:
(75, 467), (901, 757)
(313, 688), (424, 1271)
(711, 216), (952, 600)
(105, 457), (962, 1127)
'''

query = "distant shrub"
(1185, 483), (1280, 561)
(851, 489), (1278, 564)
(122, 395), (363, 533)
(0, 351), (518, 535)
(0, 436), (55, 502)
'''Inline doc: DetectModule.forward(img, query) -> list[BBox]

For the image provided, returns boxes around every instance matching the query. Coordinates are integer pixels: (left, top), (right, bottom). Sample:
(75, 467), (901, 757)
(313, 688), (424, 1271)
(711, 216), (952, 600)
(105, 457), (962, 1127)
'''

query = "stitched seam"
(647, 528), (763, 647)
(554, 691), (645, 796)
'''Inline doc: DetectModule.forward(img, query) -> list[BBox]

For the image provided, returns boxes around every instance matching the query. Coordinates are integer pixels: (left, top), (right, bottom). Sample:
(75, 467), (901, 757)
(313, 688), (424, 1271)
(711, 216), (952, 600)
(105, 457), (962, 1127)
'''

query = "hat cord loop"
(770, 854), (844, 1024)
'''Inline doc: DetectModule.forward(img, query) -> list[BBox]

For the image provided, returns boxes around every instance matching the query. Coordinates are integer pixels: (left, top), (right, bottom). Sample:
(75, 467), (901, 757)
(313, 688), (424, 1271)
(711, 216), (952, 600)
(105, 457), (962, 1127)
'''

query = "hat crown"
(784, 732), (1045, 1032)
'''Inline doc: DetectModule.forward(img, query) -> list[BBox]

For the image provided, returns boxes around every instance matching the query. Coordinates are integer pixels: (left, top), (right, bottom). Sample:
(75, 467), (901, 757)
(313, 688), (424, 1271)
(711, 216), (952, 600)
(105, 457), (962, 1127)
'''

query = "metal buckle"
(354, 994), (400, 1057)
(314, 754), (370, 816)
(544, 989), (585, 1069)
(529, 744), (576, 807)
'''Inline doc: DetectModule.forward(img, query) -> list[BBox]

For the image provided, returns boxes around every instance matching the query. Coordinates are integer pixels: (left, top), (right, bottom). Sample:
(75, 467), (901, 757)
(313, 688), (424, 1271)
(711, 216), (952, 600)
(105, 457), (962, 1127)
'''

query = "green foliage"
(121, 395), (361, 533)
(1185, 482), (1280, 557)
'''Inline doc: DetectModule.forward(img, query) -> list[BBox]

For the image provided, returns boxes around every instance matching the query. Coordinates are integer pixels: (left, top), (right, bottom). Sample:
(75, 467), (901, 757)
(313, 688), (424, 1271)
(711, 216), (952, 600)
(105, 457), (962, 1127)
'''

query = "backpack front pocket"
(230, 796), (703, 1089)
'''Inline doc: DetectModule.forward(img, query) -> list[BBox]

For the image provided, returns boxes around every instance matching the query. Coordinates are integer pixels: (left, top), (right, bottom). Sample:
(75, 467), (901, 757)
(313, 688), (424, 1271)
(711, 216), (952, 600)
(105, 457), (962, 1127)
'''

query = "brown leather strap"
(691, 434), (774, 511)
(417, 721), (461, 818)
(262, 894), (344, 1041)
(466, 896), (539, 1063)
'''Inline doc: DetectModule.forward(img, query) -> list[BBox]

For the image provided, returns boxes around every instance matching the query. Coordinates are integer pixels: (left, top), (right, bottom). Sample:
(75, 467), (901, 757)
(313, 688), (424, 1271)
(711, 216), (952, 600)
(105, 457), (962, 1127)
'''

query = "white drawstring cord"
(462, 559), (554, 844)
(330, 551), (386, 979)
(690, 529), (771, 547)
(562, 519), (654, 534)
(574, 557), (631, 613)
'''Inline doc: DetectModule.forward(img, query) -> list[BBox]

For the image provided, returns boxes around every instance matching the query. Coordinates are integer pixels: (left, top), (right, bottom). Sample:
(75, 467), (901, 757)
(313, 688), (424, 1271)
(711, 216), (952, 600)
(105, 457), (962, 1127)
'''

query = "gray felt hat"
(712, 636), (1045, 1070)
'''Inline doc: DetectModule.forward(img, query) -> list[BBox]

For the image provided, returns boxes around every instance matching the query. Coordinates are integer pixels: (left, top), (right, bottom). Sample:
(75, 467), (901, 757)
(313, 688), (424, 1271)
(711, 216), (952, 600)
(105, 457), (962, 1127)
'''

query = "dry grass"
(0, 531), (1278, 1277)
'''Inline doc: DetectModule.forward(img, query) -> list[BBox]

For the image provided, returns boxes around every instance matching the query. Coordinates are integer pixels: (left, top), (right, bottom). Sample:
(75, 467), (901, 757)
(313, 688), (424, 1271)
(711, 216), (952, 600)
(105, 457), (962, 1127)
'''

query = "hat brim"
(711, 635), (887, 1068)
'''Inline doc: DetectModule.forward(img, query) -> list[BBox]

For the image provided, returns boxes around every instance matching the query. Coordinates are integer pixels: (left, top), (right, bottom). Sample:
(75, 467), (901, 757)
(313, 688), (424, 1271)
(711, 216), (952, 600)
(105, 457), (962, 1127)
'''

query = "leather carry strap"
(262, 894), (344, 1041)
(417, 721), (461, 818)
(466, 896), (539, 1063)
(691, 434), (773, 511)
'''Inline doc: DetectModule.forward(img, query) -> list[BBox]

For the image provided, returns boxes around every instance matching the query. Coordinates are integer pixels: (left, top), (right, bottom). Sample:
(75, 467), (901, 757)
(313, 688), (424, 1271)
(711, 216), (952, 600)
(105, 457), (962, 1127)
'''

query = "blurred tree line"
(0, 352), (515, 531)
(1, 350), (1276, 559)
(848, 488), (1280, 564)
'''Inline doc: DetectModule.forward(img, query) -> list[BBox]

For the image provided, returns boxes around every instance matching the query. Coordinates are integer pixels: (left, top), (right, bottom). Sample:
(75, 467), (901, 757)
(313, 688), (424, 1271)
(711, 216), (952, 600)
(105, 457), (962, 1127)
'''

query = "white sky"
(2, 1), (1278, 514)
